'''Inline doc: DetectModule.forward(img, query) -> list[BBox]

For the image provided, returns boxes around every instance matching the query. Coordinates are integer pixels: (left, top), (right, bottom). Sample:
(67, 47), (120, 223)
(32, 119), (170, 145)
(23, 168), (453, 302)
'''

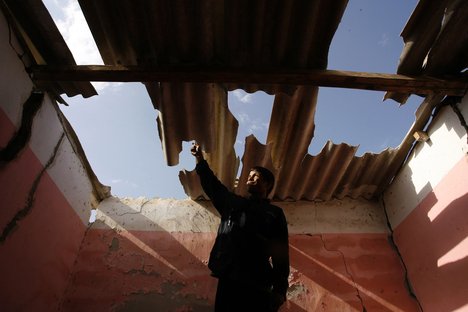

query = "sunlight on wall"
(453, 303), (468, 312)
(96, 209), (186, 277)
(289, 244), (406, 312)
(286, 266), (358, 312)
(437, 236), (468, 267)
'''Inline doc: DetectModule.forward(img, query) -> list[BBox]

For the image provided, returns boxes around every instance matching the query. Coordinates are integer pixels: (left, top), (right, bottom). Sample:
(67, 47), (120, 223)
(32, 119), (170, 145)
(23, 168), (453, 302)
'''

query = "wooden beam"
(29, 65), (467, 96)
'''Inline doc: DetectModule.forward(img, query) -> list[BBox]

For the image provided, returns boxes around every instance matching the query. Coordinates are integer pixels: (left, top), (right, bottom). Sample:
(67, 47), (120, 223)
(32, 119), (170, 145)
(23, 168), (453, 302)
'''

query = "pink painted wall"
(393, 157), (468, 311)
(61, 230), (217, 311)
(288, 234), (419, 311)
(1, 8), (106, 310)
(0, 7), (427, 310)
(61, 227), (419, 311)
(0, 109), (87, 311)
(384, 100), (468, 311)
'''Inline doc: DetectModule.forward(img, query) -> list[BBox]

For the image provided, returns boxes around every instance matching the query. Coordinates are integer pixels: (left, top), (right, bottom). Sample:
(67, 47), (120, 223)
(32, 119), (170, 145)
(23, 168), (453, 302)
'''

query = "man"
(191, 142), (289, 312)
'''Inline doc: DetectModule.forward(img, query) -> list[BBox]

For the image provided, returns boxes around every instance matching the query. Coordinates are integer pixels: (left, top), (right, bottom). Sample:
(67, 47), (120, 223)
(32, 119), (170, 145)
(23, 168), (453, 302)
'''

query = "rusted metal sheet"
(236, 137), (399, 202)
(147, 82), (239, 191)
(75, 0), (351, 201)
(180, 82), (402, 201)
(385, 0), (468, 104)
(2, 0), (96, 101)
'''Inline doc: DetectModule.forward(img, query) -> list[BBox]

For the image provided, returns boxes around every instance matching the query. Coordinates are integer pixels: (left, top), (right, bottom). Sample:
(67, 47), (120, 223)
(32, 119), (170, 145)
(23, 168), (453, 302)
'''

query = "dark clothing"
(215, 277), (277, 312)
(196, 160), (290, 311)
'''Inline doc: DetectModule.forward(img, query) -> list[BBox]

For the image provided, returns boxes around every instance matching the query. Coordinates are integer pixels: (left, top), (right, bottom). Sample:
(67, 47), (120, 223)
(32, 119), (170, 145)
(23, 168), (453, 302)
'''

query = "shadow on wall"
(390, 114), (468, 311)
(395, 186), (468, 312)
(288, 234), (420, 312)
(61, 201), (216, 311)
(61, 199), (309, 312)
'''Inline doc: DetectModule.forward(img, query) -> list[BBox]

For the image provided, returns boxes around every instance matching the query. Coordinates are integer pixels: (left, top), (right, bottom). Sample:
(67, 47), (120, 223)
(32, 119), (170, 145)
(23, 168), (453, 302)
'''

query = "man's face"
(246, 169), (267, 194)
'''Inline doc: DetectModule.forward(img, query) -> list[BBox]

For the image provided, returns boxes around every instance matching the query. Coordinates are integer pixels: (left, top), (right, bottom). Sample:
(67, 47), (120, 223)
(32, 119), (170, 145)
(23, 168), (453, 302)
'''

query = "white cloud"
(237, 112), (249, 124)
(54, 0), (102, 65)
(232, 90), (253, 104)
(378, 33), (389, 47)
(46, 0), (116, 91)
(247, 123), (268, 134)
(235, 112), (268, 135)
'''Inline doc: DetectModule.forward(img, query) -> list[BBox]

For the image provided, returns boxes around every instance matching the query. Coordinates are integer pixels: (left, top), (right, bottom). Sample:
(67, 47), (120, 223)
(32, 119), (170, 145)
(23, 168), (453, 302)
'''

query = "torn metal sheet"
(385, 0), (468, 104)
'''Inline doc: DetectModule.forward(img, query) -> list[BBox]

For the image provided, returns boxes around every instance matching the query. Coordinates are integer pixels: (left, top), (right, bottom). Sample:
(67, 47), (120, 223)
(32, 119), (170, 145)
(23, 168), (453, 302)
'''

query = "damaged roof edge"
(1, 0), (97, 99)
(52, 99), (111, 202)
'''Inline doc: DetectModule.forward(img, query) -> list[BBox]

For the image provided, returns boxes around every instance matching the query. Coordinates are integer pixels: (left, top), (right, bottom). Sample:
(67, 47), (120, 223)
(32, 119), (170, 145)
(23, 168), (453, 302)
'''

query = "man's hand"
(191, 142), (204, 162)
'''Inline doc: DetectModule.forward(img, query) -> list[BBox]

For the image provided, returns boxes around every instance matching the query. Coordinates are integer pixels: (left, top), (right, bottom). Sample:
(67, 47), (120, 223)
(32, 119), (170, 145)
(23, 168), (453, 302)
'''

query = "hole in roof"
(310, 89), (421, 156)
(227, 90), (274, 177)
(59, 83), (189, 200)
(44, 0), (425, 200)
(43, 0), (101, 65)
(88, 209), (97, 223)
(228, 90), (274, 154)
(328, 0), (418, 73)
(309, 0), (421, 156)
(42, 0), (111, 91)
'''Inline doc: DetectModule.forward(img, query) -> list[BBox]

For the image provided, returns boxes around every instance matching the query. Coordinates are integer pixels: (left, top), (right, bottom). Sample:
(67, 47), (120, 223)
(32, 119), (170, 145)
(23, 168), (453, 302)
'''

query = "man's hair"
(251, 166), (275, 195)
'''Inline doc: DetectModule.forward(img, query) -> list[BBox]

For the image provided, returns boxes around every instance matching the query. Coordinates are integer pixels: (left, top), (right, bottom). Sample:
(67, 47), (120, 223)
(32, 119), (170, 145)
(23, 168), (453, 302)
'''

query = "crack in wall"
(0, 132), (65, 243)
(115, 198), (149, 217)
(381, 198), (424, 311)
(58, 224), (92, 312)
(117, 210), (142, 217)
(0, 91), (44, 163)
(448, 97), (468, 144)
(318, 234), (367, 312)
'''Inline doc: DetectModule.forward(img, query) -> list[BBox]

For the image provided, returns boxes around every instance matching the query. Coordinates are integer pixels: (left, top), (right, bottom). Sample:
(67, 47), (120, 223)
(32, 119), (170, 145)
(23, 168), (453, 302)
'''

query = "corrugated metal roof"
(2, 0), (96, 103)
(385, 0), (468, 104)
(77, 0), (347, 69)
(4, 0), (466, 201)
(75, 0), (352, 197)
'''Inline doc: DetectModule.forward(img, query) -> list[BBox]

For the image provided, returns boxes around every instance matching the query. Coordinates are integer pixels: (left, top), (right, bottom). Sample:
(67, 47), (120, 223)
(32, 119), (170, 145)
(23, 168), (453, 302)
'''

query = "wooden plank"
(29, 65), (467, 95)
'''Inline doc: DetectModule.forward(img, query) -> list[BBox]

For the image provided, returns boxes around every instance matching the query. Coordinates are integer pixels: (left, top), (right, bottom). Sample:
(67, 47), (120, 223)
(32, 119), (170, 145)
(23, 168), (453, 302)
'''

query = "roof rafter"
(30, 65), (467, 96)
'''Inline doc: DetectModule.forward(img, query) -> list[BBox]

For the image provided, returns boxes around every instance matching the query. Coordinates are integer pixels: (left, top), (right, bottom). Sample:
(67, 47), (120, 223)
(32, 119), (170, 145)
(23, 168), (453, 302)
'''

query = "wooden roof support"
(30, 65), (467, 96)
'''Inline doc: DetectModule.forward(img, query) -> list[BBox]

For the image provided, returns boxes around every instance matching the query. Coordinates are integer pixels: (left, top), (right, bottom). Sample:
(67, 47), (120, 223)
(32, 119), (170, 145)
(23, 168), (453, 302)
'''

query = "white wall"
(384, 96), (468, 228)
(95, 196), (388, 234)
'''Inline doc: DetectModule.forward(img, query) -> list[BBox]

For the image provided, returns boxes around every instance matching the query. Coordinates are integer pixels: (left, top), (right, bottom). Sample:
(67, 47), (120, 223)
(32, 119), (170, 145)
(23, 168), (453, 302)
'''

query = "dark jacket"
(196, 160), (290, 299)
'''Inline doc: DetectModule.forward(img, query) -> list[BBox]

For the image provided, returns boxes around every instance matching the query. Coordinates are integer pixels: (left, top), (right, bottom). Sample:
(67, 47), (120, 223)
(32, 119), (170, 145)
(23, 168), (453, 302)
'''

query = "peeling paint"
(287, 282), (309, 300)
(109, 237), (119, 252)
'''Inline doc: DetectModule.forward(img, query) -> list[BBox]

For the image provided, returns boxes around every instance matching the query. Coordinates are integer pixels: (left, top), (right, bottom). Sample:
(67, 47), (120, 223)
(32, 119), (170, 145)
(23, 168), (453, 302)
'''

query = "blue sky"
(43, 0), (420, 199)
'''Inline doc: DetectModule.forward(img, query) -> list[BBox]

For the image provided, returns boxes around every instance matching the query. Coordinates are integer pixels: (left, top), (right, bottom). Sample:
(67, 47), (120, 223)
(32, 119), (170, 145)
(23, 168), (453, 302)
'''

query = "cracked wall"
(0, 10), (104, 311)
(61, 197), (419, 312)
(384, 95), (468, 312)
(3, 4), (463, 311)
(0, 14), (420, 308)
